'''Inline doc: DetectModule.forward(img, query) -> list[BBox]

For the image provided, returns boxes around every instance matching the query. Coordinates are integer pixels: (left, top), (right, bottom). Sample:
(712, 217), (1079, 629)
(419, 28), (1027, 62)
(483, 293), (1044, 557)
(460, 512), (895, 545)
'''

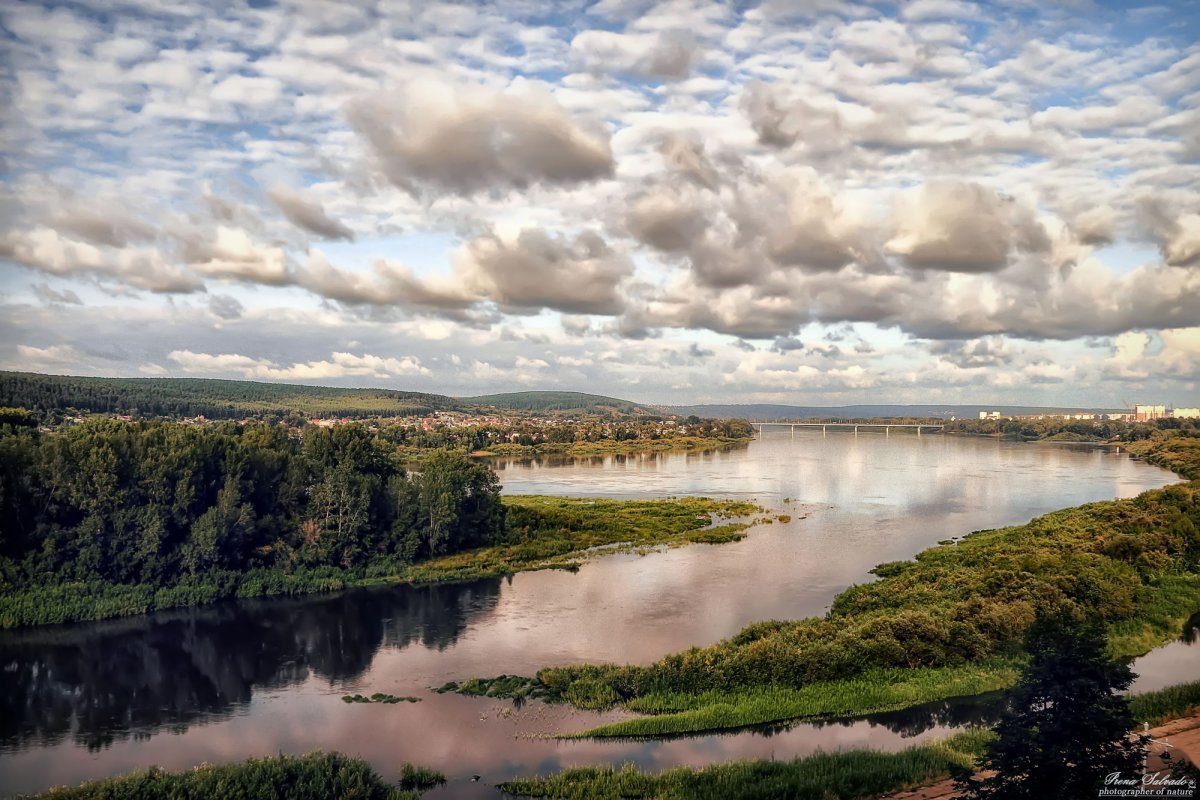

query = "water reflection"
(0, 580), (502, 752)
(0, 435), (1185, 797)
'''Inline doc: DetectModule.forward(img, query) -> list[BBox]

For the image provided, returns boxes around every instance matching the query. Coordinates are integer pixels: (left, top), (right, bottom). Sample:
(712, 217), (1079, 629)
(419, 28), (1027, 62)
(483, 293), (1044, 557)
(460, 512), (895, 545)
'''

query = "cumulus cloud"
(267, 186), (354, 241)
(1138, 199), (1200, 267)
(168, 349), (430, 380)
(457, 228), (632, 315)
(571, 29), (697, 80)
(0, 227), (203, 293)
(347, 81), (614, 196)
(886, 182), (1050, 272)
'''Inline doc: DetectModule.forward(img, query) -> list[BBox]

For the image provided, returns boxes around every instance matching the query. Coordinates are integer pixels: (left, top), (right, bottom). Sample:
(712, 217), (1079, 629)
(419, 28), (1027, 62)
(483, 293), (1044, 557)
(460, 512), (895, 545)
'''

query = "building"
(1135, 404), (1167, 422)
(1173, 408), (1200, 419)
(979, 411), (1001, 420)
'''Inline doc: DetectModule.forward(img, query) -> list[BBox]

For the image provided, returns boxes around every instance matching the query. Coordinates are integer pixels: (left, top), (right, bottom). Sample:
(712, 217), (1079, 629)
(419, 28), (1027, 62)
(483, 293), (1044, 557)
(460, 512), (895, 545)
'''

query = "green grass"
(1129, 680), (1200, 726)
(342, 693), (421, 704)
(397, 763), (446, 792)
(499, 729), (995, 800)
(397, 496), (769, 585)
(21, 751), (418, 799)
(567, 661), (1019, 738)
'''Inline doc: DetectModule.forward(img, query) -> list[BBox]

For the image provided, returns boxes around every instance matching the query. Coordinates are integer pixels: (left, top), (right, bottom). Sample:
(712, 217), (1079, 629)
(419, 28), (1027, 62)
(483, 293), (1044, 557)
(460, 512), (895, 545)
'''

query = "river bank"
(449, 437), (1200, 739)
(0, 495), (769, 629)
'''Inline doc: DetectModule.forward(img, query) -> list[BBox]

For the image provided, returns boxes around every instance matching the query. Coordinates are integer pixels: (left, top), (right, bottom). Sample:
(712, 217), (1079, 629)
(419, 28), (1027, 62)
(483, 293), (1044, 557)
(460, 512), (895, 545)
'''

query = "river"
(0, 432), (1194, 798)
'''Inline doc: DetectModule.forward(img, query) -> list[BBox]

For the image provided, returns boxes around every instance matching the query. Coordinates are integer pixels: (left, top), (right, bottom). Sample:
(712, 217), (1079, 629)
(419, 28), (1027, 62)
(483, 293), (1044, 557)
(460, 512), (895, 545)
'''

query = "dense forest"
(0, 372), (459, 421)
(0, 419), (505, 626)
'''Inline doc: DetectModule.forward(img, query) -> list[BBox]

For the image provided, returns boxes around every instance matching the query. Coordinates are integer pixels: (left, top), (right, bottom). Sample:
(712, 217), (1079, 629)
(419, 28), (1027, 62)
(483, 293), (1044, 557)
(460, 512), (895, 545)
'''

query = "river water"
(1, 432), (1194, 798)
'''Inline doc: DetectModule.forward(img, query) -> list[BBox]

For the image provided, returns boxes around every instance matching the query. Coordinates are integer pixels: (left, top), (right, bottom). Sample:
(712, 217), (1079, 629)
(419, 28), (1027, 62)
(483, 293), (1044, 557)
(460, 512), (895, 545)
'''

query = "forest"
(945, 415), (1200, 442)
(0, 419), (505, 626)
(0, 371), (458, 421)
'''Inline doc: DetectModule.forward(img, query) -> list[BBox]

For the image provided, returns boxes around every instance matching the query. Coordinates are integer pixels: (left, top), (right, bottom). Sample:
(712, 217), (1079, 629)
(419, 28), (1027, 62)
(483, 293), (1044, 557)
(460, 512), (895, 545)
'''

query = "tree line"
(0, 419), (505, 598)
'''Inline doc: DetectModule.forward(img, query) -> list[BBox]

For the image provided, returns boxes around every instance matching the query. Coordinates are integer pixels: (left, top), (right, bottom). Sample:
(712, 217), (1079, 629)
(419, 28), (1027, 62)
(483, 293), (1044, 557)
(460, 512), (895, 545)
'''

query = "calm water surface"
(1, 433), (1192, 798)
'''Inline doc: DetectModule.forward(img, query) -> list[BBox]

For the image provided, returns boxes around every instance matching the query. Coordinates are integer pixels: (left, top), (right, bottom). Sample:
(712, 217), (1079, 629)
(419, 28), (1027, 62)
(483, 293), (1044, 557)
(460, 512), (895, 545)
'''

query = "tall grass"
(1129, 680), (1200, 726)
(23, 752), (417, 800)
(501, 729), (994, 800)
(567, 661), (1019, 738)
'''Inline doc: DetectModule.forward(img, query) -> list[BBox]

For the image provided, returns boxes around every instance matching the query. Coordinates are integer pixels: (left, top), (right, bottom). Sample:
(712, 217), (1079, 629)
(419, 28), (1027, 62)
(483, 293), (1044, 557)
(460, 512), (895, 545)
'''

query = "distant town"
(977, 404), (1199, 422)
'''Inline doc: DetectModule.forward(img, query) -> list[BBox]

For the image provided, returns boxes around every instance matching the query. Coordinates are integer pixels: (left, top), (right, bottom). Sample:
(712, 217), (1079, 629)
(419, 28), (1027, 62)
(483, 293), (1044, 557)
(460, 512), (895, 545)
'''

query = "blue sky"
(1, 0), (1199, 407)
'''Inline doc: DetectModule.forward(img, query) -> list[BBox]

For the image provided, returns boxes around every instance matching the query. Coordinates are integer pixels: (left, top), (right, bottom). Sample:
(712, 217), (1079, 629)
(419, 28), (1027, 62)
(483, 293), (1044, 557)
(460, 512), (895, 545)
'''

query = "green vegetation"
(955, 612), (1141, 799)
(342, 693), (421, 704)
(946, 415), (1200, 444)
(482, 433), (750, 457)
(22, 751), (419, 800)
(0, 371), (457, 421)
(1128, 680), (1200, 726)
(453, 437), (1200, 737)
(397, 763), (446, 792)
(0, 420), (504, 627)
(398, 495), (766, 586)
(1126, 437), (1200, 480)
(566, 662), (1018, 738)
(499, 729), (995, 800)
(460, 390), (643, 415)
(0, 418), (766, 628)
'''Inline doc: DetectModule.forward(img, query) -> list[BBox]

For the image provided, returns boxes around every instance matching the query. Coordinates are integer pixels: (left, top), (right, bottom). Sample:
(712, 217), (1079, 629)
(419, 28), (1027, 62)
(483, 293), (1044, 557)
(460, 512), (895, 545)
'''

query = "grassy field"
(23, 752), (419, 799)
(1128, 680), (1200, 726)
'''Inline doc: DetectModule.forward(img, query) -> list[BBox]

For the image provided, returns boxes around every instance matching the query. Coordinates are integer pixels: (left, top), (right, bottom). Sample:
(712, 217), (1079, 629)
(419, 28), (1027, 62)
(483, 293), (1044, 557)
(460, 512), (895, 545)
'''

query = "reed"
(501, 729), (994, 799)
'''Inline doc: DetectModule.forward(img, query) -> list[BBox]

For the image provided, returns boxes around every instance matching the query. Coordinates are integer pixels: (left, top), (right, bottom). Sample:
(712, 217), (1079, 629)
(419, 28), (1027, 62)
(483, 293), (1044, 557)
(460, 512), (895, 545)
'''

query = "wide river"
(1, 432), (1196, 798)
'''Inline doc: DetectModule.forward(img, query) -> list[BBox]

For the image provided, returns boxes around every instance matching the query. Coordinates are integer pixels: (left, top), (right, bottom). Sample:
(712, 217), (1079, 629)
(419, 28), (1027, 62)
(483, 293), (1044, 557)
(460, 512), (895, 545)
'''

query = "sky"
(1, 0), (1199, 408)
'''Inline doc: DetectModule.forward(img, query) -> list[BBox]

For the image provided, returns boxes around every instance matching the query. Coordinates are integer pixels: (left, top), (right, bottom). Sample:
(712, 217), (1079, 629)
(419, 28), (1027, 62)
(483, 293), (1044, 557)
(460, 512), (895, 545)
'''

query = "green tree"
(415, 450), (505, 557)
(955, 611), (1141, 800)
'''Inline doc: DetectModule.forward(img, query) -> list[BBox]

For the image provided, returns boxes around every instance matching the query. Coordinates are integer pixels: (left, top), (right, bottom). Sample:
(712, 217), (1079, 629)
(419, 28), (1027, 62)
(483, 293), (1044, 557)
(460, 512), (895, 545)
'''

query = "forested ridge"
(0, 419), (505, 626)
(0, 371), (460, 421)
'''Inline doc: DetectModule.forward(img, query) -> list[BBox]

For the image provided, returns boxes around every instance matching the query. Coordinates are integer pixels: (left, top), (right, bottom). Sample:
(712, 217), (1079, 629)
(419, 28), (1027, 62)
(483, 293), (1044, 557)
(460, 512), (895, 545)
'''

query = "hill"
(0, 372), (460, 420)
(459, 391), (645, 415)
(669, 403), (1123, 421)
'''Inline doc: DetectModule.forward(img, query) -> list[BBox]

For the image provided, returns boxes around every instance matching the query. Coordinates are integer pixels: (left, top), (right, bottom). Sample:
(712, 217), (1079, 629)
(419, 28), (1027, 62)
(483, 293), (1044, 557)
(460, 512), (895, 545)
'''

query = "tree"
(955, 611), (1142, 800)
(415, 450), (505, 558)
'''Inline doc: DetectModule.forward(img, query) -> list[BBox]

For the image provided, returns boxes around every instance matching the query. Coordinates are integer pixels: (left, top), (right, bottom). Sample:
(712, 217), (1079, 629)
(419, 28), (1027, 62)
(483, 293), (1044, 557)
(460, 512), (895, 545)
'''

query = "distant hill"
(0, 372), (460, 419)
(459, 390), (645, 415)
(668, 404), (1124, 421)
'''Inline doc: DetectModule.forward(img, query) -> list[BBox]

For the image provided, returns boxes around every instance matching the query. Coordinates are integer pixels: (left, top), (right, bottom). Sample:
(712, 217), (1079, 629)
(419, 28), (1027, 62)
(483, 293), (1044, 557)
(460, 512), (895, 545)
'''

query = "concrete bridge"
(752, 421), (945, 437)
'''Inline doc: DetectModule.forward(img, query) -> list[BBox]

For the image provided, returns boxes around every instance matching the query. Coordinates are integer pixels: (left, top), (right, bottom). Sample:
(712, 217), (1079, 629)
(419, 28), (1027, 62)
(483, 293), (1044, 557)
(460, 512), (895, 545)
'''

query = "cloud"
(1138, 199), (1200, 267)
(457, 228), (632, 315)
(1071, 206), (1118, 246)
(168, 349), (430, 380)
(571, 29), (697, 80)
(0, 227), (203, 293)
(208, 294), (244, 320)
(31, 282), (82, 305)
(184, 226), (292, 285)
(886, 182), (1050, 273)
(267, 186), (354, 241)
(347, 81), (614, 196)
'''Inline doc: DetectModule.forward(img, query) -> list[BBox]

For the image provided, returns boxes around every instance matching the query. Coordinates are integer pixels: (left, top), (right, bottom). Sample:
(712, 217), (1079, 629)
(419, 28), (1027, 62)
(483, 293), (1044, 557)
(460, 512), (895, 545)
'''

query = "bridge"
(752, 421), (945, 437)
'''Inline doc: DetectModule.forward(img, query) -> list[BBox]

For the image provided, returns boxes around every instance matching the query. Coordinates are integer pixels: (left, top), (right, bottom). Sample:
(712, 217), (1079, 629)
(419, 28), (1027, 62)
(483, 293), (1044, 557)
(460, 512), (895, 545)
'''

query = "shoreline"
(447, 436), (1200, 740)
